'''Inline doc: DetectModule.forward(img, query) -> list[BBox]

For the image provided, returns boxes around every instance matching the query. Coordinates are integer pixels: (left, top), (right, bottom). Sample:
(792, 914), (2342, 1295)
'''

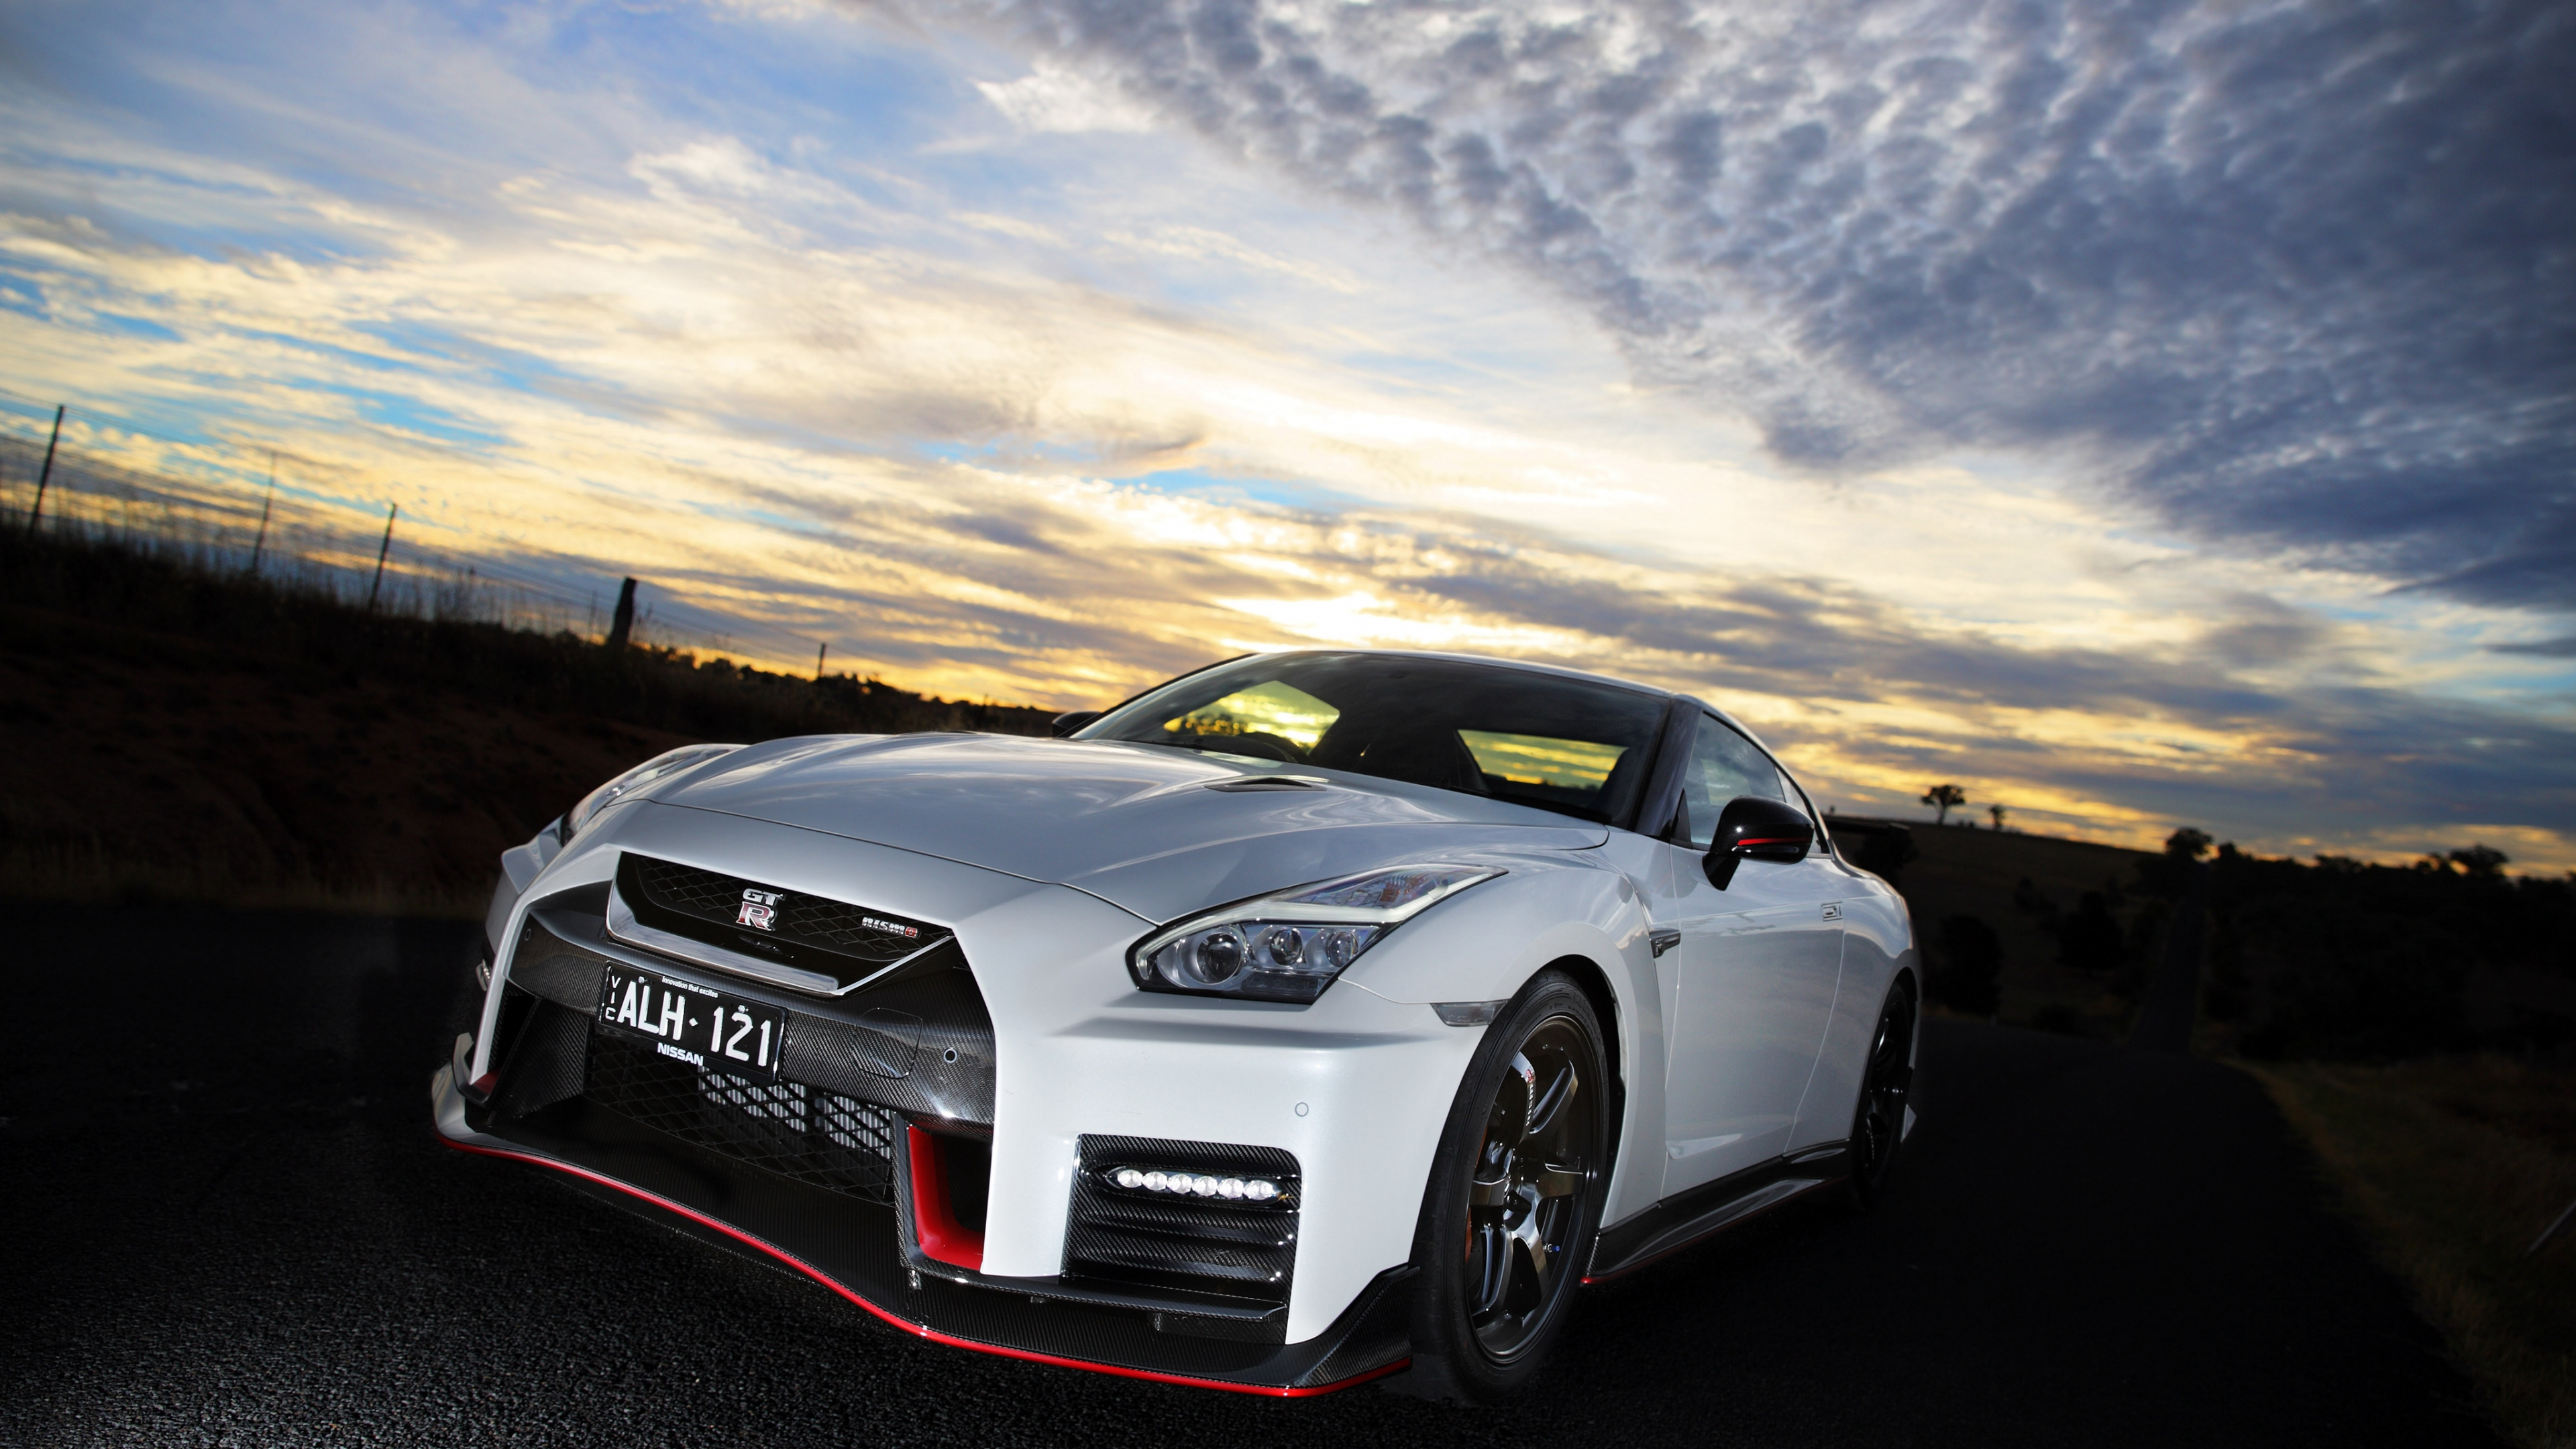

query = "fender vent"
(1065, 1136), (1300, 1311)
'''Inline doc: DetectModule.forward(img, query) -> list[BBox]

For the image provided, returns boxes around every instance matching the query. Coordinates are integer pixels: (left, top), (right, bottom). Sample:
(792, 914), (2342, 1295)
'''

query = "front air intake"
(585, 1030), (902, 1203)
(1065, 1136), (1301, 1311)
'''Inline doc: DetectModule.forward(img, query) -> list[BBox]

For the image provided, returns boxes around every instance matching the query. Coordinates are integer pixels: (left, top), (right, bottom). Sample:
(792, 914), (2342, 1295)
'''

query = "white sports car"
(433, 649), (1918, 1399)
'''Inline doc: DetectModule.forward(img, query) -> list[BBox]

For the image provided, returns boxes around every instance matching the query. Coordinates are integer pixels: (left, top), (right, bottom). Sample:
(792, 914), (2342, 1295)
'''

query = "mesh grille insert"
(628, 855), (944, 967)
(584, 1029), (898, 1203)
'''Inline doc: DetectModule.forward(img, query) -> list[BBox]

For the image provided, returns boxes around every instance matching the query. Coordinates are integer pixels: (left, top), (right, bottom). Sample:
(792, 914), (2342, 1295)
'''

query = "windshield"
(1081, 653), (1668, 825)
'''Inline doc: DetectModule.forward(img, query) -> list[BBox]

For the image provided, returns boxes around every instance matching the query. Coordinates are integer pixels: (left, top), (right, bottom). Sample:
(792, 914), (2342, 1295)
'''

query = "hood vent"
(1202, 775), (1329, 792)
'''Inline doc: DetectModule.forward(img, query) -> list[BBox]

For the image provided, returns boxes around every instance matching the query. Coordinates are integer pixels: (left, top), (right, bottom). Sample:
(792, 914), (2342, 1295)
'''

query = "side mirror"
(1051, 710), (1103, 738)
(1703, 796), (1815, 890)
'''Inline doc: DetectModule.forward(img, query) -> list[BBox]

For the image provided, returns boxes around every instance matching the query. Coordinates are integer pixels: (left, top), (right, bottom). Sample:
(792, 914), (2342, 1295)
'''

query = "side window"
(1673, 714), (1789, 849)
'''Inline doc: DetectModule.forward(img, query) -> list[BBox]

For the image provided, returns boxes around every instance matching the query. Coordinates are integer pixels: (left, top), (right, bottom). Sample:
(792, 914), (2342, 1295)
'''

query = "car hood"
(643, 732), (1607, 924)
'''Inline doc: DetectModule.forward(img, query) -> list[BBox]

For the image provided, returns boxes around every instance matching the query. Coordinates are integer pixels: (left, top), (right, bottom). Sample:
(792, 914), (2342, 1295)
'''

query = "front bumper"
(431, 1061), (1415, 1393)
(435, 873), (1442, 1393)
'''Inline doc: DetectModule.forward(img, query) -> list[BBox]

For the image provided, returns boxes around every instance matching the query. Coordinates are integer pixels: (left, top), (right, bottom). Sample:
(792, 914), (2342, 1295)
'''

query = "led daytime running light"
(1111, 1166), (1282, 1203)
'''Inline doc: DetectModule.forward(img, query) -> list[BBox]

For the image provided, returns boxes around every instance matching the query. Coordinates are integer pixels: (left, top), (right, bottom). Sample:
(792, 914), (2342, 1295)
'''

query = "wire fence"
(0, 388), (840, 672)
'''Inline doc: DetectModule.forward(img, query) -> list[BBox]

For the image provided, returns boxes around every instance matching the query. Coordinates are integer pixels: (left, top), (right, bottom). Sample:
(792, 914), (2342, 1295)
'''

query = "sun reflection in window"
(1458, 731), (1627, 793)
(1167, 681), (1340, 755)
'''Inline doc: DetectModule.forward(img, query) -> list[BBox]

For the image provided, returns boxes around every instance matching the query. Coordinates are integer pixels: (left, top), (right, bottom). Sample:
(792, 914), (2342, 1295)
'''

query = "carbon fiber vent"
(1066, 1136), (1301, 1309)
(586, 1030), (899, 1203)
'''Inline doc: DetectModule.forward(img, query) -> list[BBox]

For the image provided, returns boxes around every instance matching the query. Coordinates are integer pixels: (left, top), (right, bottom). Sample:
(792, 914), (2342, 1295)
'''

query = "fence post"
(365, 502), (397, 610)
(26, 404), (64, 533)
(248, 452), (276, 574)
(606, 576), (637, 650)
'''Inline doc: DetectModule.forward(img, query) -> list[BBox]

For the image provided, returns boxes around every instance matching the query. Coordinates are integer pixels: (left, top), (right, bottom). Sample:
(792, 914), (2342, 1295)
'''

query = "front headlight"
(557, 743), (745, 845)
(1129, 865), (1504, 1004)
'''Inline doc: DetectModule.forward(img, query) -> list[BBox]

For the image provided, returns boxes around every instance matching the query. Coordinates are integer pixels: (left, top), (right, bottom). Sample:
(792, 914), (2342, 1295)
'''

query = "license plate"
(596, 963), (786, 1085)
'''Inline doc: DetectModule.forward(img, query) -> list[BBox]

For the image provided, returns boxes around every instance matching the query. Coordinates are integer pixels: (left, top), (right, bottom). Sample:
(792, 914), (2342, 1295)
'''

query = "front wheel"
(1398, 971), (1609, 1403)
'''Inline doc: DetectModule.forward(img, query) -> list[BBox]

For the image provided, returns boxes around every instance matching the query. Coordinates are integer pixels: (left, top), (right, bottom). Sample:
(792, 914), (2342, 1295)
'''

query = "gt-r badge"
(739, 888), (782, 930)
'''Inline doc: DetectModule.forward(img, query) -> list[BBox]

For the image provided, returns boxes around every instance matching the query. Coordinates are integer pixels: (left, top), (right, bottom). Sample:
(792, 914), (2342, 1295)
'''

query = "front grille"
(584, 1030), (898, 1203)
(625, 854), (947, 968)
(1066, 1136), (1301, 1309)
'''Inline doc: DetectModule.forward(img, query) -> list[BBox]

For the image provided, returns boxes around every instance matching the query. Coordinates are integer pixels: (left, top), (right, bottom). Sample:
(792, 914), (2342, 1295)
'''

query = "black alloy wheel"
(1398, 971), (1608, 1402)
(1847, 979), (1917, 1211)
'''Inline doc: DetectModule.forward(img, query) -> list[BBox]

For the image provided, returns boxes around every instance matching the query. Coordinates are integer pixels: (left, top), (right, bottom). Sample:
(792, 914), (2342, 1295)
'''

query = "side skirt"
(1584, 1142), (1850, 1282)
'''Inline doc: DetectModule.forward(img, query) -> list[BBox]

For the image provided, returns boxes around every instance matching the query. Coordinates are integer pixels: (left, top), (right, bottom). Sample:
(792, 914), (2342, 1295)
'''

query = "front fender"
(1339, 860), (1646, 1006)
(1337, 857), (1668, 1224)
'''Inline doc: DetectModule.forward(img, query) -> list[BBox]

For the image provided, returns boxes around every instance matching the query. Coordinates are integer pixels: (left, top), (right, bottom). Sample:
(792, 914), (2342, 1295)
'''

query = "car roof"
(1221, 647), (1789, 762)
(1189, 648), (1805, 819)
(1242, 647), (1678, 702)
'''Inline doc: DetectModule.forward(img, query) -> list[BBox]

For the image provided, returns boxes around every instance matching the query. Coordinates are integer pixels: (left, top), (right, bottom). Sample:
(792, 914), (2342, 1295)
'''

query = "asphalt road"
(0, 907), (2500, 1448)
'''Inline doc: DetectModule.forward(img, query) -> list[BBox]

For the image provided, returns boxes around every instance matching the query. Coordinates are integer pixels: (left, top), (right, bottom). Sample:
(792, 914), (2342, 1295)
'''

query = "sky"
(1, 0), (2571, 868)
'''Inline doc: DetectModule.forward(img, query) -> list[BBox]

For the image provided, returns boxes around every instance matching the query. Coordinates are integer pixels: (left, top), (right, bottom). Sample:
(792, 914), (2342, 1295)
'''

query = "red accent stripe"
(437, 1134), (1405, 1397)
(906, 1125), (985, 1271)
(1733, 836), (1802, 847)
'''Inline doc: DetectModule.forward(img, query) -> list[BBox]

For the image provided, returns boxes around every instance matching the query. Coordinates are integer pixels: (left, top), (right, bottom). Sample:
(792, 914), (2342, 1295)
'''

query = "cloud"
(2489, 636), (2576, 659)
(2194, 593), (2329, 672)
(523, 432), (2576, 857)
(632, 138), (779, 197)
(920, 0), (2576, 608)
(4, 0), (2571, 867)
(1107, 224), (1360, 293)
(1311, 533), (2576, 845)
(975, 58), (1158, 133)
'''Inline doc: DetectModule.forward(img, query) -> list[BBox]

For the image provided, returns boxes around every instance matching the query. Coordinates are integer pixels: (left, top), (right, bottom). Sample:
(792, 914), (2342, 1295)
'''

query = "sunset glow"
(3, 0), (2569, 868)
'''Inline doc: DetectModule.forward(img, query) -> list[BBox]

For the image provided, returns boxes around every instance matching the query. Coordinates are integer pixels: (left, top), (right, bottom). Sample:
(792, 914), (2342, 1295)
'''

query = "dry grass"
(0, 839), (488, 918)
(0, 528), (1054, 915)
(2245, 1057), (2576, 1449)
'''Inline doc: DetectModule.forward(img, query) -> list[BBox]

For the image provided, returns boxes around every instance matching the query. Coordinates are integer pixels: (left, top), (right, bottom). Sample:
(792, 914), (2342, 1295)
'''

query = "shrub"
(2213, 852), (2576, 1061)
(1929, 914), (2004, 1017)
(2056, 890), (2124, 970)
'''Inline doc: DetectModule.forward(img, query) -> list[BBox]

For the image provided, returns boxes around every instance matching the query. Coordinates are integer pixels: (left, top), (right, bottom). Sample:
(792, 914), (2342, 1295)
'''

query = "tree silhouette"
(2165, 826), (2213, 860)
(1988, 803), (2008, 831)
(1921, 783), (1966, 826)
(2447, 844), (2509, 877)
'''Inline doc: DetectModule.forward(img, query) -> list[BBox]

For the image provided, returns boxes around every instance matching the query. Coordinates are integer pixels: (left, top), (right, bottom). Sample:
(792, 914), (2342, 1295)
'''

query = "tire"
(1395, 971), (1610, 1403)
(1847, 977), (1917, 1212)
